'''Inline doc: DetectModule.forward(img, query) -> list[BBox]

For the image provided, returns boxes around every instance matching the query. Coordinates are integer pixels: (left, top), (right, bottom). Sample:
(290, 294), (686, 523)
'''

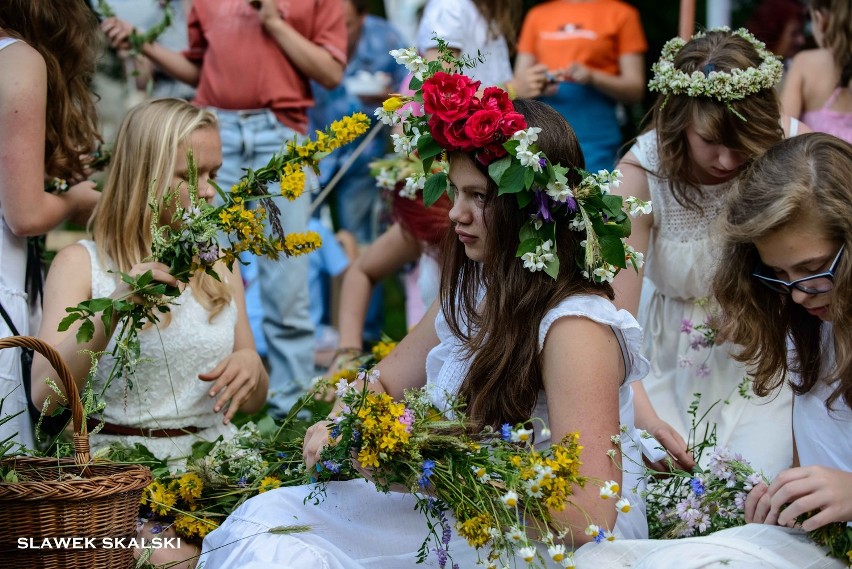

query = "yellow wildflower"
(283, 231), (322, 256)
(382, 96), (404, 112)
(280, 162), (305, 200)
(258, 476), (282, 494)
(143, 480), (177, 516)
(371, 340), (396, 361)
(456, 513), (493, 548)
(176, 472), (203, 502)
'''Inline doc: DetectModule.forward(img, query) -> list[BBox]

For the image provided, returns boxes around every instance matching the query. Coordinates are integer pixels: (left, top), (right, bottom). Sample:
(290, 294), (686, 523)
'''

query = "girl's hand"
(303, 419), (332, 470)
(746, 465), (852, 530)
(646, 419), (695, 472)
(110, 261), (178, 304)
(101, 17), (135, 51)
(198, 348), (265, 423)
(64, 180), (100, 226)
(511, 63), (549, 99)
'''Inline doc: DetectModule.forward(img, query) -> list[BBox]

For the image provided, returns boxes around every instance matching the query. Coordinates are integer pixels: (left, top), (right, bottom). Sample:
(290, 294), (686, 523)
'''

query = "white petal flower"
(388, 47), (428, 79)
(505, 526), (524, 542)
(548, 544), (567, 563)
(615, 497), (631, 513)
(511, 427), (535, 443)
(518, 546), (537, 564)
(584, 524), (600, 536)
(511, 126), (542, 149)
(501, 490), (519, 508)
(600, 480), (620, 499)
(373, 106), (400, 126)
(625, 196), (653, 217)
(561, 553), (576, 568)
(545, 179), (574, 203)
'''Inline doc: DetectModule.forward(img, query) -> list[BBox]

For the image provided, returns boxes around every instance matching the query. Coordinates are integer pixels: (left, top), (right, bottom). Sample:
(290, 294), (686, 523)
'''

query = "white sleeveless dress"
(79, 240), (238, 463)
(574, 324), (848, 569)
(199, 294), (649, 567)
(631, 130), (793, 478)
(0, 36), (37, 451)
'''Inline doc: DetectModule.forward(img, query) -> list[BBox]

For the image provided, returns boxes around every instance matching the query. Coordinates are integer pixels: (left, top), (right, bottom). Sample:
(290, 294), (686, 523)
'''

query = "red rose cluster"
(421, 72), (527, 165)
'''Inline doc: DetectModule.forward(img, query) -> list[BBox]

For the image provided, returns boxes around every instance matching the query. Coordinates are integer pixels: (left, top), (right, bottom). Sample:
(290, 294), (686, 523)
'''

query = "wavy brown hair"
(712, 133), (852, 410)
(441, 99), (614, 430)
(810, 0), (852, 86)
(649, 30), (783, 210)
(471, 0), (522, 51)
(0, 0), (101, 179)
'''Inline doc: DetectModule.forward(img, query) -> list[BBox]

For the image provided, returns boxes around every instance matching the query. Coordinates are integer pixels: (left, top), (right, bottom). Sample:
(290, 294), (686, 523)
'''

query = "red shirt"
(184, 0), (347, 133)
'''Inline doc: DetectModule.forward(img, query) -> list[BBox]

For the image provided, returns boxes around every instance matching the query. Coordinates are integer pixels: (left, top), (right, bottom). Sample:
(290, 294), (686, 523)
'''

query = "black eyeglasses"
(752, 246), (844, 294)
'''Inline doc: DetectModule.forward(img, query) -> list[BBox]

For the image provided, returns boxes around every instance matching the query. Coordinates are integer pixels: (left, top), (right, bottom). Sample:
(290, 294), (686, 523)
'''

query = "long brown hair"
(712, 133), (852, 409)
(441, 99), (613, 430)
(810, 0), (852, 86)
(471, 0), (522, 51)
(649, 30), (783, 209)
(0, 0), (101, 179)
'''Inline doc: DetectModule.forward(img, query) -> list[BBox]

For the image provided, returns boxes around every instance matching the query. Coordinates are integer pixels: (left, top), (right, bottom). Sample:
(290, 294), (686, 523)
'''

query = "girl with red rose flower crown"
(200, 82), (651, 566)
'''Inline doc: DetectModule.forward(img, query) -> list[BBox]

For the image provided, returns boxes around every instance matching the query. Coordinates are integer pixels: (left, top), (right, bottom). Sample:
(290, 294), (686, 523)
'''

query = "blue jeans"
(213, 108), (314, 414)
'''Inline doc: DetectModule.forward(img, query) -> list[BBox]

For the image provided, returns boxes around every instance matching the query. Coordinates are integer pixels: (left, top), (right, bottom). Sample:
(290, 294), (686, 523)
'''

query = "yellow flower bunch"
(176, 472), (204, 503)
(457, 512), (494, 548)
(279, 162), (306, 200)
(370, 340), (397, 361)
(140, 480), (178, 516)
(512, 433), (585, 512)
(283, 231), (323, 257)
(258, 476), (282, 494)
(173, 513), (218, 540)
(355, 392), (412, 469)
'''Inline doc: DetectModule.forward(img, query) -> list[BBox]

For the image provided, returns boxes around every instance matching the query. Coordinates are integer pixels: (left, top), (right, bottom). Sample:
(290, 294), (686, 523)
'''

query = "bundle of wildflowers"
(628, 396), (852, 564)
(106, 410), (322, 541)
(312, 373), (629, 568)
(59, 114), (370, 398)
(375, 40), (650, 282)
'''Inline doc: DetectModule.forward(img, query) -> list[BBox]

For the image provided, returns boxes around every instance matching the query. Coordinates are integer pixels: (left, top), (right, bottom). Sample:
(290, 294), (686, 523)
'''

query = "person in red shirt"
(102, 0), (348, 416)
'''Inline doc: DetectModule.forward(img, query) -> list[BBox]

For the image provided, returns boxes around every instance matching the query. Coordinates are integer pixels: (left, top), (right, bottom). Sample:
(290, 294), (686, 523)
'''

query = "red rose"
(464, 109), (503, 146)
(422, 72), (481, 123)
(429, 116), (476, 152)
(499, 112), (528, 138)
(476, 142), (508, 165)
(480, 87), (514, 114)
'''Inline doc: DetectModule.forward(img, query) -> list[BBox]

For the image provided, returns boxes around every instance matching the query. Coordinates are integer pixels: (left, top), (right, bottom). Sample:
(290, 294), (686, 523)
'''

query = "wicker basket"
(0, 336), (152, 569)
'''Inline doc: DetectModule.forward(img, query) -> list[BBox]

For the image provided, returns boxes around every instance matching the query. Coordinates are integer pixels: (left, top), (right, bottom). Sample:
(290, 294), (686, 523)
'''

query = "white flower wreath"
(648, 27), (783, 119)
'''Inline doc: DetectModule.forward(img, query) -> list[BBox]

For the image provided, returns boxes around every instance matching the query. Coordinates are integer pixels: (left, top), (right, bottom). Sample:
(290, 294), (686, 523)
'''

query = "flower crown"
(648, 27), (783, 119)
(371, 153), (448, 200)
(375, 42), (650, 282)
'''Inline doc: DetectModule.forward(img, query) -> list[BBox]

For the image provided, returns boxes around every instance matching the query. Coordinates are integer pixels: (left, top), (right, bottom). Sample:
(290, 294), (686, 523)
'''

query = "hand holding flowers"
(198, 348), (267, 423)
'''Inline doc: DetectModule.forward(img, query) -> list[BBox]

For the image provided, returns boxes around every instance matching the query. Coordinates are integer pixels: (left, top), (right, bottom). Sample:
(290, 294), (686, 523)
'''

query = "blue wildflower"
(594, 529), (605, 543)
(237, 476), (248, 488)
(500, 423), (512, 441)
(418, 459), (436, 489)
(690, 477), (706, 497)
(322, 460), (341, 473)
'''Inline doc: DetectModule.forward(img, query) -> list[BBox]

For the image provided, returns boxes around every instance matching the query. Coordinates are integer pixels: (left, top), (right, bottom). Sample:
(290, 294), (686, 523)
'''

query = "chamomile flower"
(600, 480), (620, 499)
(518, 546), (537, 564)
(584, 524), (601, 537)
(548, 543), (567, 563)
(505, 526), (524, 542)
(561, 553), (577, 568)
(615, 497), (631, 513)
(501, 490), (519, 508)
(511, 428), (534, 443)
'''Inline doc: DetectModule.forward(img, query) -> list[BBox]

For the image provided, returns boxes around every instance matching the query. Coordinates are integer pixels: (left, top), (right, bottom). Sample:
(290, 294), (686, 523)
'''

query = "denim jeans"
(213, 108), (315, 414)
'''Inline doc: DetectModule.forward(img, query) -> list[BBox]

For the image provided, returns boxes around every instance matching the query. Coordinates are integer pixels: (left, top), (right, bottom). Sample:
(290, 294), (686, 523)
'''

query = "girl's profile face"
(448, 155), (489, 262)
(754, 219), (840, 321)
(685, 125), (747, 184)
(171, 126), (222, 210)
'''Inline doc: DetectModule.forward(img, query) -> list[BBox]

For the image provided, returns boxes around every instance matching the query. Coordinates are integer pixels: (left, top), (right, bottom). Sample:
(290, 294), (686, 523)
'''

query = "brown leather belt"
(87, 418), (200, 438)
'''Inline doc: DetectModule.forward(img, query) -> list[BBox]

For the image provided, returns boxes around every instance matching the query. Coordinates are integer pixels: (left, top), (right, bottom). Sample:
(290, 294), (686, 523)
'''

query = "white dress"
(631, 130), (793, 478)
(79, 240), (238, 463)
(574, 324), (848, 569)
(199, 294), (649, 567)
(416, 0), (513, 88)
(0, 36), (37, 451)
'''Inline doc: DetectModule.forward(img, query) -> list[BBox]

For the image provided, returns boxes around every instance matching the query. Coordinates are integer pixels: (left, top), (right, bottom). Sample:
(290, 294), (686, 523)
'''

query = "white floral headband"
(648, 27), (783, 119)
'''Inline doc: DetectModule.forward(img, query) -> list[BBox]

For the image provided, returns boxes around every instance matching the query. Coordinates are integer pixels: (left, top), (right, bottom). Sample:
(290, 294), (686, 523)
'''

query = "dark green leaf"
(496, 162), (527, 194)
(58, 313), (80, 332)
(487, 156), (512, 185)
(422, 172), (448, 207)
(416, 134), (443, 162)
(544, 257), (560, 279)
(76, 319), (95, 344)
(599, 235), (627, 269)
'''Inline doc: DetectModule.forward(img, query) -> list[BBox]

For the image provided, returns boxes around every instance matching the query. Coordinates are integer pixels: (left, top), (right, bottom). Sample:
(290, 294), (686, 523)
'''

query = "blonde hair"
(650, 30), (783, 209)
(712, 133), (852, 409)
(92, 99), (230, 321)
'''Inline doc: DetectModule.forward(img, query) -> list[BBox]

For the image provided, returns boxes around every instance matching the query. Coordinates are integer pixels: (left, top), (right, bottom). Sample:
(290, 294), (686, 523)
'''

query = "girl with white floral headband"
(611, 28), (811, 479)
(201, 70), (654, 564)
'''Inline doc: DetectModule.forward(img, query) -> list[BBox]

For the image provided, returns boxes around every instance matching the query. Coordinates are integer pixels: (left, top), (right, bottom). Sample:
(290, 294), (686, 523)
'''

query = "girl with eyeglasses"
(713, 132), (852, 540)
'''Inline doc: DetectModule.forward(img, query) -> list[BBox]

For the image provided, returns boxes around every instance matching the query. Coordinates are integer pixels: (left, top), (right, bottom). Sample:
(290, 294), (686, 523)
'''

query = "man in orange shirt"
(515, 0), (647, 172)
(102, 0), (348, 416)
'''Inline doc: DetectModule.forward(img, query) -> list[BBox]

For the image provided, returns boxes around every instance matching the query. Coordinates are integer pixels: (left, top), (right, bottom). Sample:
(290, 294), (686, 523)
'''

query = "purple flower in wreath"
(532, 190), (554, 223)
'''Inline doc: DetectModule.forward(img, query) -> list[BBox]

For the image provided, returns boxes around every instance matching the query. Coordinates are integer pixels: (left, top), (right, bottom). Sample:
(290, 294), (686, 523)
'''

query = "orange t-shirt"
(184, 0), (347, 133)
(517, 0), (647, 76)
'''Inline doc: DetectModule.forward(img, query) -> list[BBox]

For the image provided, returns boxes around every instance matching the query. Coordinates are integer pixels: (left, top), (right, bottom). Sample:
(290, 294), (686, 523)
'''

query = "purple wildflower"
(500, 423), (512, 441)
(198, 240), (219, 265)
(695, 363), (711, 378)
(532, 190), (554, 223)
(399, 408), (415, 432)
(539, 157), (547, 169)
(149, 522), (164, 535)
(322, 460), (341, 473)
(681, 319), (693, 334)
(237, 476), (248, 488)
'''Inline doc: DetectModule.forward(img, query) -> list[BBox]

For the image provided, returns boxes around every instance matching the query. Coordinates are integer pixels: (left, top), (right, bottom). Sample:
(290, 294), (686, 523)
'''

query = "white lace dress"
(199, 294), (649, 568)
(631, 130), (793, 478)
(80, 240), (238, 463)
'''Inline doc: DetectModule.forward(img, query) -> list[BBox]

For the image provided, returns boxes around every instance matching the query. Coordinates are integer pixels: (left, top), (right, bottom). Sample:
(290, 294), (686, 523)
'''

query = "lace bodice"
(631, 130), (732, 299)
(79, 240), (238, 459)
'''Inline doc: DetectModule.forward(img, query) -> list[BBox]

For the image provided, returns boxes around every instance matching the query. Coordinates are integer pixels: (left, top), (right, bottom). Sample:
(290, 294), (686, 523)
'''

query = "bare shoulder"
(789, 48), (835, 71)
(0, 42), (46, 102)
(543, 312), (619, 354)
(615, 150), (651, 202)
(49, 243), (92, 276)
(0, 41), (45, 80)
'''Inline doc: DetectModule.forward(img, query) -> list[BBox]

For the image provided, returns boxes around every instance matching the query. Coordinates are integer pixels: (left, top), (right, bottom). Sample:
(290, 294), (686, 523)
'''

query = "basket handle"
(0, 336), (89, 464)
